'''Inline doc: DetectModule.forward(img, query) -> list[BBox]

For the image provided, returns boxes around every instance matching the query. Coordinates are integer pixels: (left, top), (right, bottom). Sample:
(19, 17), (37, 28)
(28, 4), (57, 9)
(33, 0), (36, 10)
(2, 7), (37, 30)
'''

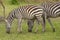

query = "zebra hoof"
(17, 29), (22, 33)
(34, 31), (37, 33)
(42, 30), (45, 32)
(18, 31), (22, 33)
(6, 31), (10, 34)
(53, 28), (55, 32)
(42, 31), (45, 33)
(28, 29), (32, 32)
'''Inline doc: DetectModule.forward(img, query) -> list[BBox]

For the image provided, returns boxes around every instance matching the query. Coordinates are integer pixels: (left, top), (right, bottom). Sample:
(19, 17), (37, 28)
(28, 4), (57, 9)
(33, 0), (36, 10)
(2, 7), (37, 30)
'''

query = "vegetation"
(0, 0), (60, 40)
(3, 0), (60, 5)
(10, 0), (19, 5)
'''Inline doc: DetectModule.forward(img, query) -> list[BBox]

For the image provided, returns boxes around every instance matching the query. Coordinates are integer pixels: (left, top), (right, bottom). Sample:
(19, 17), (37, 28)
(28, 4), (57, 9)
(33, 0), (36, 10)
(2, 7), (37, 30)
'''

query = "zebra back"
(41, 2), (60, 18)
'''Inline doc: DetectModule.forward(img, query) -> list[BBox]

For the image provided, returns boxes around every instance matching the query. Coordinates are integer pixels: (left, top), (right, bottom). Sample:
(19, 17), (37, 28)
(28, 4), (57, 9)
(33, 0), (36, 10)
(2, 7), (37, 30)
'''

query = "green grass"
(0, 4), (60, 40)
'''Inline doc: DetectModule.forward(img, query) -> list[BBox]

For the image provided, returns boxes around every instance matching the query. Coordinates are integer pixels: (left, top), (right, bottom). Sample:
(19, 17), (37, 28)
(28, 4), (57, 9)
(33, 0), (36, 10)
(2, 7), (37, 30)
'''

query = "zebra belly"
(23, 15), (34, 19)
(22, 13), (34, 19)
(50, 14), (60, 18)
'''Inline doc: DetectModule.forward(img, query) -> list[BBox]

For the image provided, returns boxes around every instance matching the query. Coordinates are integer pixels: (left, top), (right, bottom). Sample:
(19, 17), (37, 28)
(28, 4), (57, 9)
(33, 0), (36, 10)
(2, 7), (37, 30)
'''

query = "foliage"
(3, 0), (60, 5)
(10, 0), (19, 5)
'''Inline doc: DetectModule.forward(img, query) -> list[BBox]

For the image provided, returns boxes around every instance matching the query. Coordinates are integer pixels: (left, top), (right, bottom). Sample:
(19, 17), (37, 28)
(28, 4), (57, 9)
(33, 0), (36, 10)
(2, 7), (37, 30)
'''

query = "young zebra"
(28, 2), (60, 32)
(5, 5), (46, 33)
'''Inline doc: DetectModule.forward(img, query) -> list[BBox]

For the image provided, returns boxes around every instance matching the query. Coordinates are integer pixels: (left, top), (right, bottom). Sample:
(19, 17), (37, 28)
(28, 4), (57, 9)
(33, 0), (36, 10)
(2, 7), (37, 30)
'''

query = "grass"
(0, 19), (60, 40)
(0, 4), (60, 40)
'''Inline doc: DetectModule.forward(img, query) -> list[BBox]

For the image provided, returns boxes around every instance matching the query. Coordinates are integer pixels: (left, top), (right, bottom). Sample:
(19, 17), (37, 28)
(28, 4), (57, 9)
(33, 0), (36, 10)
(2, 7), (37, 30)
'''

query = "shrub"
(10, 0), (19, 5)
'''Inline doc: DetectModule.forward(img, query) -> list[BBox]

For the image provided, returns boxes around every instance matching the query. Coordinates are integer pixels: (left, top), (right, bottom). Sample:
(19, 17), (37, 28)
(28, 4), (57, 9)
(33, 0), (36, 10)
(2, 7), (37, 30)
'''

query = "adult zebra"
(28, 2), (60, 32)
(5, 5), (46, 33)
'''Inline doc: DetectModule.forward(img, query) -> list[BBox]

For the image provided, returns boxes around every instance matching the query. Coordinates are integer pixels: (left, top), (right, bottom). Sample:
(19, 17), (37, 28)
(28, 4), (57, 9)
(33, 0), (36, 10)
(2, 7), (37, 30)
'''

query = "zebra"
(28, 2), (60, 32)
(4, 5), (46, 33)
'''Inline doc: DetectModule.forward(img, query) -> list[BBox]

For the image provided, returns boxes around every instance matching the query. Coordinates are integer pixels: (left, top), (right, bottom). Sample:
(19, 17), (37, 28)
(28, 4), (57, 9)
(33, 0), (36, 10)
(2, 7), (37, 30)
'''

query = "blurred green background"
(3, 0), (60, 5)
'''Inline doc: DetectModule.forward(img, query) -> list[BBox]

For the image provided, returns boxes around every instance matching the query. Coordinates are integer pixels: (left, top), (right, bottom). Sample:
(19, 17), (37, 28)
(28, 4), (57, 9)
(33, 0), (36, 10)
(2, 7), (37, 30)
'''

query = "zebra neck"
(6, 17), (14, 25)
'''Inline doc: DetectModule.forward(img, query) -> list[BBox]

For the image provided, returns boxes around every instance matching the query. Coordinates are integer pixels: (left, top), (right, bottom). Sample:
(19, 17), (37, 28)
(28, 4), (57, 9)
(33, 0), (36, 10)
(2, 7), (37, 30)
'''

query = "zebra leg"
(41, 16), (46, 32)
(41, 14), (46, 32)
(34, 20), (40, 33)
(35, 16), (45, 32)
(17, 18), (22, 33)
(5, 19), (11, 34)
(27, 20), (34, 32)
(41, 19), (45, 32)
(47, 18), (55, 32)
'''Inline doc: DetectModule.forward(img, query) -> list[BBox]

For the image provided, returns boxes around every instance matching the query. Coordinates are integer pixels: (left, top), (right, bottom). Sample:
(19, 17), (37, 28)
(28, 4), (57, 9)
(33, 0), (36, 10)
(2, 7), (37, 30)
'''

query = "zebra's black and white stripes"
(41, 2), (60, 18)
(41, 2), (60, 32)
(28, 2), (60, 32)
(5, 5), (45, 33)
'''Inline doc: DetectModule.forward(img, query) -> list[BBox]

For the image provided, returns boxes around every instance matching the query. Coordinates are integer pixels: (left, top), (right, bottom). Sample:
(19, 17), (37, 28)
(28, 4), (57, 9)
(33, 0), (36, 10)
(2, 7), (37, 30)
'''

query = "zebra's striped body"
(41, 2), (60, 18)
(5, 5), (45, 33)
(28, 2), (60, 32)
(41, 2), (60, 31)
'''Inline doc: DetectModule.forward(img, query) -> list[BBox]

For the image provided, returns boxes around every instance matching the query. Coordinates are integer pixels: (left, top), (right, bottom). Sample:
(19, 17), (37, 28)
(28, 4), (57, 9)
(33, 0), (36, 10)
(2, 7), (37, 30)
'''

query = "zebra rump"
(28, 2), (60, 32)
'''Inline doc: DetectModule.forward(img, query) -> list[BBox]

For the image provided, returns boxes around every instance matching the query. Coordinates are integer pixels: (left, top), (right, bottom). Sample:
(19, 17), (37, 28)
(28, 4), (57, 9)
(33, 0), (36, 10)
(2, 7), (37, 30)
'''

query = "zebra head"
(5, 19), (11, 34)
